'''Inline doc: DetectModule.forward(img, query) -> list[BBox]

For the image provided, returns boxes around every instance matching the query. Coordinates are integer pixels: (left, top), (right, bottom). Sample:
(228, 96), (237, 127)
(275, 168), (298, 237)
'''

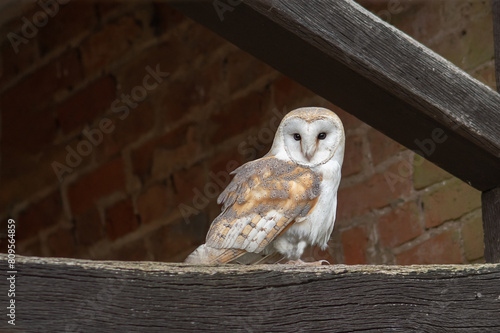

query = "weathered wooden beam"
(482, 0), (500, 263)
(483, 188), (500, 262)
(1, 255), (500, 332)
(169, 0), (500, 191)
(494, 0), (500, 90)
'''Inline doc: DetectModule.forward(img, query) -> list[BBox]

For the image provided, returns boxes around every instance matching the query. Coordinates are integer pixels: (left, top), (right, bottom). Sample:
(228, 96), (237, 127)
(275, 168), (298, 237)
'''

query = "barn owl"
(185, 107), (345, 264)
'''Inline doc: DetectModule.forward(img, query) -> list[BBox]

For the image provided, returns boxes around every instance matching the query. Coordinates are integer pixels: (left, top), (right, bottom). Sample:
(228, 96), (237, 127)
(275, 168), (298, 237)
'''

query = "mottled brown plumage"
(207, 157), (321, 253)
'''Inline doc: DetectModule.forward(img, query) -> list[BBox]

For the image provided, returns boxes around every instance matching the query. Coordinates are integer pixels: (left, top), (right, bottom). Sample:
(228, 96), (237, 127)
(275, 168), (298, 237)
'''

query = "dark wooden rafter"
(483, 188), (500, 262)
(169, 0), (500, 192)
(494, 0), (500, 91)
(169, 0), (500, 262)
(3, 255), (500, 332)
(482, 0), (500, 263)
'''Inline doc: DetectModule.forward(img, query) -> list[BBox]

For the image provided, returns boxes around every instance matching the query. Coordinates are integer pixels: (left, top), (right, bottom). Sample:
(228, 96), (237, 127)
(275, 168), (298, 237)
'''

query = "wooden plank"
(483, 188), (500, 262)
(2, 255), (500, 332)
(494, 0), (500, 90)
(169, 0), (500, 191)
(481, 0), (500, 263)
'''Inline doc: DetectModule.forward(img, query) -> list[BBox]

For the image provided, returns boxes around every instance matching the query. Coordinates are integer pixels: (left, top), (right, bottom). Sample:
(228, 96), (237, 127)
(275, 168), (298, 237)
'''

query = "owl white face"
(272, 108), (344, 168)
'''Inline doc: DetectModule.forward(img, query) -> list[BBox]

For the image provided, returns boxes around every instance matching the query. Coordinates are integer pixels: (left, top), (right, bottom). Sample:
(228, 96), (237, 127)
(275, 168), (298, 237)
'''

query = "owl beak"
(302, 142), (317, 162)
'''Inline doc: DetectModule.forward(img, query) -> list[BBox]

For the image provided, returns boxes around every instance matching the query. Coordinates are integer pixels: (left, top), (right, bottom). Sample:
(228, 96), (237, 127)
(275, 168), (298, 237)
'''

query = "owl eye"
(293, 133), (301, 141)
(318, 132), (327, 140)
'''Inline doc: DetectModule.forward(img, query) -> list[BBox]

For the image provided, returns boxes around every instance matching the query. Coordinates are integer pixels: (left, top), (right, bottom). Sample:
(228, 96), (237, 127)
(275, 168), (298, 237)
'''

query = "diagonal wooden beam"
(482, 0), (500, 263)
(169, 0), (500, 191)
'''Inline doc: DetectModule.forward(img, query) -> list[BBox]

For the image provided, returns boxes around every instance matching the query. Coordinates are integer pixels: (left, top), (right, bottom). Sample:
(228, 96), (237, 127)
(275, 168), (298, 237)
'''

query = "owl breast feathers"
(185, 107), (345, 264)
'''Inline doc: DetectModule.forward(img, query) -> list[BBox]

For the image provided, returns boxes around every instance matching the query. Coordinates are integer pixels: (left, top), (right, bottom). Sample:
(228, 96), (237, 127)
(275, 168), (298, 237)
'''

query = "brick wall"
(0, 0), (494, 264)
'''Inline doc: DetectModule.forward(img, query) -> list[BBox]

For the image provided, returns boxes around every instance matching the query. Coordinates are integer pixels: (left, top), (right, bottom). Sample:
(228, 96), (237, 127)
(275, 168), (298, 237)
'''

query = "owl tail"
(185, 244), (284, 264)
(184, 244), (246, 264)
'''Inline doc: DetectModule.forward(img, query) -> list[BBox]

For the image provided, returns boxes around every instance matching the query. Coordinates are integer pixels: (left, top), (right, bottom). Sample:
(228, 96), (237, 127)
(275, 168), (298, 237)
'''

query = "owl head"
(270, 107), (345, 168)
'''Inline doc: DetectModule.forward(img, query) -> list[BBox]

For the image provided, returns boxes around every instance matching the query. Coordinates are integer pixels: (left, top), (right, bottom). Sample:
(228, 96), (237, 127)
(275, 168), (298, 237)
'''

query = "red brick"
(0, 4), (41, 55)
(368, 128), (405, 166)
(1, 49), (83, 113)
(342, 135), (363, 176)
(131, 123), (198, 179)
(96, 100), (154, 159)
(75, 209), (104, 247)
(209, 147), (243, 179)
(356, 0), (398, 13)
(0, 138), (85, 213)
(18, 240), (43, 257)
(157, 77), (202, 125)
(413, 156), (452, 190)
(462, 215), (485, 261)
(172, 164), (206, 205)
(157, 61), (223, 126)
(1, 34), (39, 86)
(238, 125), (275, 162)
(423, 179), (481, 228)
(383, 1), (441, 45)
(396, 230), (462, 265)
(0, 6), (34, 39)
(322, 103), (363, 132)
(473, 64), (496, 91)
(223, 48), (274, 94)
(68, 158), (126, 215)
(38, 2), (95, 55)
(207, 192), (225, 223)
(56, 75), (116, 134)
(137, 184), (169, 224)
(105, 199), (139, 240)
(210, 91), (267, 144)
(337, 161), (412, 220)
(96, 1), (123, 18)
(341, 226), (369, 264)
(150, 135), (203, 181)
(114, 41), (181, 94)
(47, 227), (77, 258)
(108, 239), (149, 261)
(273, 76), (314, 111)
(432, 10), (494, 71)
(17, 191), (62, 241)
(80, 16), (143, 74)
(149, 213), (209, 261)
(378, 201), (423, 248)
(0, 220), (8, 252)
(201, 149), (245, 208)
(1, 104), (57, 155)
(153, 3), (185, 33)
(181, 22), (226, 61)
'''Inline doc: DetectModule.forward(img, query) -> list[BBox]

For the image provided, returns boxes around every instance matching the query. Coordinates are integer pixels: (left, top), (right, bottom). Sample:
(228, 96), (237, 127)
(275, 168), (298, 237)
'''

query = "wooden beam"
(1, 7), (498, 333)
(494, 0), (500, 90)
(3, 255), (500, 331)
(483, 188), (500, 262)
(482, 0), (500, 263)
(169, 0), (500, 191)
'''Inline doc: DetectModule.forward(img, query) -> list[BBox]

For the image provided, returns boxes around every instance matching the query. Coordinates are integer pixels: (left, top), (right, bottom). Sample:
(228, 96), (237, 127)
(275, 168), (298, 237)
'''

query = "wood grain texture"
(1, 255), (500, 332)
(493, 0), (500, 90)
(169, 0), (500, 191)
(483, 187), (500, 263)
(481, 0), (500, 264)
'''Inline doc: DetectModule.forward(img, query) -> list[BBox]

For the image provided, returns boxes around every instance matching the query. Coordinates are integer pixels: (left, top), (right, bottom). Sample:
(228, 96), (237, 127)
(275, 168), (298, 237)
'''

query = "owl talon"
(285, 259), (330, 266)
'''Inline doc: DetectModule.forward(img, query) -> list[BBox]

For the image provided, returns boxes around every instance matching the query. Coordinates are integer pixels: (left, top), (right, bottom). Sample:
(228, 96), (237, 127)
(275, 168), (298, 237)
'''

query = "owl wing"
(205, 156), (322, 257)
